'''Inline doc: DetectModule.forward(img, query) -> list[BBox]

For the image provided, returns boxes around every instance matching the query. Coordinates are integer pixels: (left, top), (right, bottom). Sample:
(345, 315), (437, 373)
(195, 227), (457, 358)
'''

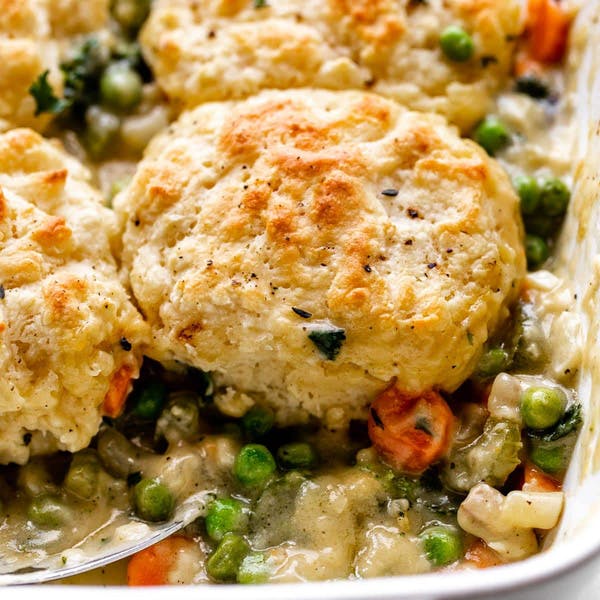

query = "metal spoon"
(0, 484), (214, 585)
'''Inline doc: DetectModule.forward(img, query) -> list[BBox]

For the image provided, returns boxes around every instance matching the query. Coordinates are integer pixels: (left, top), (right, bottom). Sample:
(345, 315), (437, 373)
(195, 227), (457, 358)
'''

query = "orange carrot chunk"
(527, 0), (573, 63)
(367, 384), (454, 474)
(462, 540), (504, 569)
(522, 462), (562, 492)
(127, 536), (194, 586)
(103, 364), (133, 418)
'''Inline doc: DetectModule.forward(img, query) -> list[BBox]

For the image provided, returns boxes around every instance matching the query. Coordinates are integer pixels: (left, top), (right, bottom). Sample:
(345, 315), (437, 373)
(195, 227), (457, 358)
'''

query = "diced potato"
(487, 373), (522, 423)
(457, 483), (538, 562)
(501, 491), (564, 529)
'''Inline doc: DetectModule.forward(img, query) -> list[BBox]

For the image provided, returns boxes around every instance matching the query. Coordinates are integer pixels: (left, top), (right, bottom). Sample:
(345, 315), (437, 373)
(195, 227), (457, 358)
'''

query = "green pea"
(132, 380), (167, 420)
(420, 525), (463, 567)
(111, 0), (151, 30)
(242, 405), (274, 439)
(477, 348), (510, 378)
(524, 215), (557, 237)
(474, 116), (511, 156)
(514, 175), (540, 216)
(100, 63), (143, 111)
(276, 442), (318, 470)
(205, 498), (247, 542)
(539, 178), (570, 217)
(133, 478), (174, 522)
(64, 452), (100, 499)
(439, 26), (475, 62)
(206, 533), (250, 582)
(234, 444), (276, 487)
(237, 552), (270, 584)
(521, 386), (567, 430)
(525, 234), (549, 268)
(529, 444), (566, 474)
(27, 495), (71, 529)
(84, 105), (120, 159)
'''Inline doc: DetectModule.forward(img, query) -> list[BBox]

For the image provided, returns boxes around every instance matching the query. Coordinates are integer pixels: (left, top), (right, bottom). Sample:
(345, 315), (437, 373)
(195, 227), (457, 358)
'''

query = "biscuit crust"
(0, 129), (147, 464)
(141, 0), (522, 130)
(0, 0), (109, 133)
(116, 90), (525, 425)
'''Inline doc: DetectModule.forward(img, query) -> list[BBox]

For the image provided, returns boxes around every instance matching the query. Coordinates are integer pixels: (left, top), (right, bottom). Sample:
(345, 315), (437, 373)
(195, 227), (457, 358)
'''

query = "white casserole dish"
(5, 2), (600, 598)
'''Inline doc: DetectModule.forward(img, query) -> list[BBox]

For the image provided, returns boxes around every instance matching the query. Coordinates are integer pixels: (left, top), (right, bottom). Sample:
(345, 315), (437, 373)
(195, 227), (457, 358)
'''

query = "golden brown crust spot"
(31, 215), (72, 247)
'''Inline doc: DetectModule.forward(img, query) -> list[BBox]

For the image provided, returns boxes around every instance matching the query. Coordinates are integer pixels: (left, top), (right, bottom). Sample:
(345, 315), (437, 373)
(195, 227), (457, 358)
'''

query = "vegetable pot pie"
(0, 128), (147, 465)
(0, 0), (110, 133)
(140, 0), (522, 131)
(115, 89), (525, 427)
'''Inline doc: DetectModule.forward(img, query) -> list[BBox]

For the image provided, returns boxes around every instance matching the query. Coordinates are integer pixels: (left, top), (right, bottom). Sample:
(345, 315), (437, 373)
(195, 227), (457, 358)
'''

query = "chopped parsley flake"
(308, 327), (346, 360)
(527, 403), (582, 442)
(29, 71), (69, 117)
(254, 0), (268, 7)
(292, 307), (312, 319)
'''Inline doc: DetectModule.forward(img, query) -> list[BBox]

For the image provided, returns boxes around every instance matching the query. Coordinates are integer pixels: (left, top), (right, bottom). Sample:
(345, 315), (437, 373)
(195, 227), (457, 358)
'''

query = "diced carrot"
(127, 536), (195, 586)
(367, 383), (455, 474)
(103, 364), (134, 418)
(462, 540), (503, 569)
(522, 462), (562, 492)
(514, 53), (545, 79)
(526, 0), (573, 63)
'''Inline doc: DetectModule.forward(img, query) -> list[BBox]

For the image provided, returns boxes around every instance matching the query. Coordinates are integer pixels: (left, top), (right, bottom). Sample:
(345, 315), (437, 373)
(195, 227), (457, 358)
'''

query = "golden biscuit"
(141, 0), (522, 130)
(0, 129), (147, 464)
(0, 0), (109, 132)
(116, 90), (525, 425)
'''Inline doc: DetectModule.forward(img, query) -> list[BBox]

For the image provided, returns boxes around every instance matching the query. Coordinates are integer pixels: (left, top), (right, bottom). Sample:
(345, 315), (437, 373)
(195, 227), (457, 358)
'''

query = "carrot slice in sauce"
(127, 536), (195, 586)
(103, 364), (134, 418)
(526, 0), (573, 63)
(462, 540), (504, 569)
(522, 462), (562, 492)
(367, 384), (454, 474)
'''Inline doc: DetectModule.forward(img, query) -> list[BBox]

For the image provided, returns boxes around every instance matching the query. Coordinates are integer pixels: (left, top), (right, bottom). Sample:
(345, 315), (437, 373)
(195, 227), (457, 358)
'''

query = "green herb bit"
(61, 38), (108, 110)
(254, 0), (269, 7)
(29, 71), (69, 117)
(527, 403), (582, 442)
(308, 326), (346, 360)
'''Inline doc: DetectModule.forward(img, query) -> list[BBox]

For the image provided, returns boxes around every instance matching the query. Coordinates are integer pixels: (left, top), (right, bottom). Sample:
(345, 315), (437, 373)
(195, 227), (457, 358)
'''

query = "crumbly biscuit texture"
(0, 129), (147, 464)
(0, 0), (109, 132)
(141, 0), (522, 130)
(116, 90), (525, 425)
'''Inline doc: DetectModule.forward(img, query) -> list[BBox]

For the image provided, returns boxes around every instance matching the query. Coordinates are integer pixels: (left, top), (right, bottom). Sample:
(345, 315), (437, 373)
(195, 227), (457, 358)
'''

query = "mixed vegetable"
(0, 0), (583, 586)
